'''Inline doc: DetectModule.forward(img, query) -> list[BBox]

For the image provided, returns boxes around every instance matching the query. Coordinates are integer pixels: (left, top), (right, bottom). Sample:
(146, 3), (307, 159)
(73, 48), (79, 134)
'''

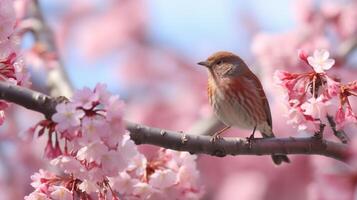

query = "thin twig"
(327, 115), (350, 144)
(0, 81), (350, 163)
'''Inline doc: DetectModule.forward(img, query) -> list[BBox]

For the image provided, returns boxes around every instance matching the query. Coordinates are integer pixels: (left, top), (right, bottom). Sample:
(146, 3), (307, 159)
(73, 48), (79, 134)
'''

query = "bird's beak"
(197, 61), (209, 67)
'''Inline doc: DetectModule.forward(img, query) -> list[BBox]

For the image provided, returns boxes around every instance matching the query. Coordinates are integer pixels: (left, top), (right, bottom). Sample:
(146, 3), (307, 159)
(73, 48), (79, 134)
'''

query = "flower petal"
(322, 59), (335, 70)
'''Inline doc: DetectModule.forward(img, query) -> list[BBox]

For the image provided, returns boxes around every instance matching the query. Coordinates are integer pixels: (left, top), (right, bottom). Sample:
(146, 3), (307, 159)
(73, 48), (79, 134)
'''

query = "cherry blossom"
(72, 87), (99, 109)
(27, 85), (130, 199)
(25, 191), (50, 200)
(0, 0), (30, 126)
(103, 148), (204, 199)
(78, 179), (98, 194)
(149, 169), (177, 189)
(50, 186), (73, 200)
(0, 0), (355, 199)
(108, 172), (139, 194)
(301, 97), (328, 120)
(52, 103), (85, 132)
(307, 49), (335, 73)
(275, 49), (357, 133)
(26, 84), (203, 199)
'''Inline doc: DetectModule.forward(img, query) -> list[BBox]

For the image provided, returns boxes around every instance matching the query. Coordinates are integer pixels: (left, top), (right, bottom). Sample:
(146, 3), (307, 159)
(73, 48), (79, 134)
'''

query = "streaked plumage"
(199, 51), (290, 165)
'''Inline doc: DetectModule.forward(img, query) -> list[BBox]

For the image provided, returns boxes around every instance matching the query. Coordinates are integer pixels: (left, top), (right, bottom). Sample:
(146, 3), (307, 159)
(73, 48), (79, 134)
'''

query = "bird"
(198, 51), (290, 165)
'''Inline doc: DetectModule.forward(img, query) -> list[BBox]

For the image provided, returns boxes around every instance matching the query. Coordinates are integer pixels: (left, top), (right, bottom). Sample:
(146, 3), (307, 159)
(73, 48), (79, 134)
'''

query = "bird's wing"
(248, 74), (273, 128)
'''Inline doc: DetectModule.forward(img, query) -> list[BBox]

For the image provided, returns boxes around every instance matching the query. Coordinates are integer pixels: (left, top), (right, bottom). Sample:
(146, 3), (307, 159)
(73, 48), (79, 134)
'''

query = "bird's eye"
(216, 60), (223, 65)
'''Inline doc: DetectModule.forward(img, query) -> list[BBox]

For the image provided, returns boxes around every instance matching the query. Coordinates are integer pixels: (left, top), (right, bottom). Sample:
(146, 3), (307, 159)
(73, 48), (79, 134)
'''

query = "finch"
(198, 51), (290, 165)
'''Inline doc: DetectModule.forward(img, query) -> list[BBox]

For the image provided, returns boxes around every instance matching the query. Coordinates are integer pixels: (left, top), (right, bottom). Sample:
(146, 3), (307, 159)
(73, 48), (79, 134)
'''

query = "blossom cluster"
(275, 49), (357, 132)
(0, 0), (30, 124)
(108, 149), (204, 200)
(25, 84), (203, 200)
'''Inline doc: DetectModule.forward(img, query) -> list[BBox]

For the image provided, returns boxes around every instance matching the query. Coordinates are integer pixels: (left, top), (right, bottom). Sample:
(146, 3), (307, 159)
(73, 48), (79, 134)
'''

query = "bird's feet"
(246, 133), (256, 149)
(245, 126), (257, 148)
(210, 126), (230, 143)
(210, 134), (222, 143)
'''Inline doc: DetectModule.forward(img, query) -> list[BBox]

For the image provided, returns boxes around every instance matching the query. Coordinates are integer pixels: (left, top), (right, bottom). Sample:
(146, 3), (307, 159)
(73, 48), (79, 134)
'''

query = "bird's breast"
(208, 78), (257, 129)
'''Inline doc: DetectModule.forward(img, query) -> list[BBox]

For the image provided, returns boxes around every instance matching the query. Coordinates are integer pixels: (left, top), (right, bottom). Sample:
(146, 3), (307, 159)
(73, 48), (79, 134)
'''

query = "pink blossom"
(345, 106), (357, 124)
(127, 153), (148, 176)
(44, 138), (62, 159)
(78, 179), (99, 194)
(106, 147), (203, 199)
(106, 96), (125, 122)
(286, 100), (309, 130)
(335, 106), (345, 128)
(324, 76), (340, 98)
(165, 150), (197, 170)
(76, 142), (107, 164)
(108, 172), (139, 194)
(273, 49), (356, 135)
(301, 97), (327, 120)
(50, 186), (72, 200)
(24, 191), (50, 200)
(30, 169), (56, 189)
(307, 49), (335, 73)
(94, 83), (111, 105)
(101, 151), (129, 176)
(31, 85), (137, 198)
(0, 39), (14, 60)
(80, 116), (110, 143)
(335, 105), (357, 130)
(177, 165), (200, 188)
(112, 134), (139, 166)
(52, 103), (85, 132)
(72, 87), (98, 109)
(50, 156), (82, 175)
(298, 49), (308, 63)
(149, 169), (177, 189)
(132, 182), (155, 199)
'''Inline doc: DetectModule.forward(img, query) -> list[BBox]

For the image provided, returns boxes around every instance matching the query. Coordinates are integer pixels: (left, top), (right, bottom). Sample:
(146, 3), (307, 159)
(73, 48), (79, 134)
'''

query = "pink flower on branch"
(307, 49), (335, 73)
(275, 49), (356, 134)
(72, 87), (99, 109)
(27, 84), (203, 199)
(28, 84), (130, 199)
(0, 0), (31, 126)
(52, 103), (85, 132)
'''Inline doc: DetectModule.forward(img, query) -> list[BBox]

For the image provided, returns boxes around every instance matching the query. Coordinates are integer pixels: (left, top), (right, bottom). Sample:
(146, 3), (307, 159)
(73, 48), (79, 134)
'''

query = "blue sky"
(40, 0), (296, 91)
(148, 0), (295, 58)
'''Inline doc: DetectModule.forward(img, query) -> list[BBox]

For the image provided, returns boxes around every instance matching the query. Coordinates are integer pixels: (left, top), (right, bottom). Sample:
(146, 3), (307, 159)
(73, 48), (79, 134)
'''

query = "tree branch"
(0, 81), (350, 163)
(26, 0), (74, 97)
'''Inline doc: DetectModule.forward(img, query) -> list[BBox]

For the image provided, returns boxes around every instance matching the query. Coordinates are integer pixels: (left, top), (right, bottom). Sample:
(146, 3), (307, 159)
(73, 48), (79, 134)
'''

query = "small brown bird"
(198, 51), (290, 165)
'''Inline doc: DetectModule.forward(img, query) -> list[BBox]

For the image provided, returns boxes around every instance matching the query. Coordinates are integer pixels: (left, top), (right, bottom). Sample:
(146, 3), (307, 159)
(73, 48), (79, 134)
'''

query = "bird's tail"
(271, 154), (290, 165)
(261, 127), (290, 165)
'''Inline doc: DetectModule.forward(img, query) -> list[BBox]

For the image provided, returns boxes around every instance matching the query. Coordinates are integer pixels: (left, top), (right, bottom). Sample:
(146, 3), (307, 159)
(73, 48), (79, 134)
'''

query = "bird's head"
(198, 51), (249, 81)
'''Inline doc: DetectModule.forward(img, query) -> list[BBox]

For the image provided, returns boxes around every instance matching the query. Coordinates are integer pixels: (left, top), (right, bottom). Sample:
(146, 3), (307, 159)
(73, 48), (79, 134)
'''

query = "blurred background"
(2, 0), (357, 199)
(37, 0), (296, 91)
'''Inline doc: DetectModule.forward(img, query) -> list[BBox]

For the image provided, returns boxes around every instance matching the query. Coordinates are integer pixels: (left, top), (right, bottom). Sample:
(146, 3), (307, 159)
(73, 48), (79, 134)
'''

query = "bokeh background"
(2, 0), (357, 199)
(37, 0), (295, 90)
